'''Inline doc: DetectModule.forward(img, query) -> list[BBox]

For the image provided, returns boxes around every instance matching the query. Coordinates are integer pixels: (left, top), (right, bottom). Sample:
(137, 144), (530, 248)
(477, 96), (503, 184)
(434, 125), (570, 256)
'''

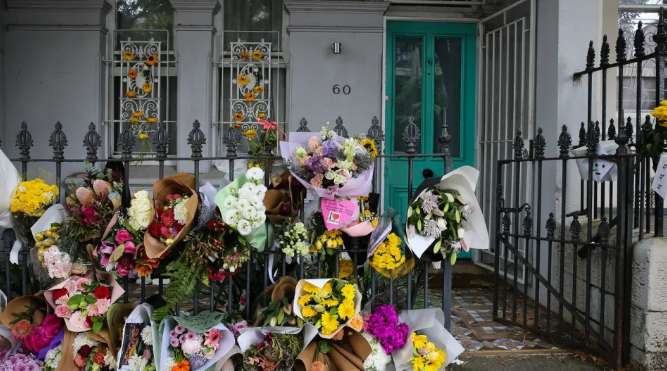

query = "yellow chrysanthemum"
(338, 259), (353, 279)
(253, 85), (264, 94)
(11, 179), (58, 215)
(338, 299), (355, 320)
(412, 333), (427, 349)
(303, 282), (322, 294)
(321, 312), (339, 335)
(245, 129), (257, 139)
(322, 298), (339, 307)
(341, 284), (355, 300)
(298, 294), (313, 307)
(301, 306), (316, 318)
(122, 51), (134, 61)
(322, 283), (333, 295)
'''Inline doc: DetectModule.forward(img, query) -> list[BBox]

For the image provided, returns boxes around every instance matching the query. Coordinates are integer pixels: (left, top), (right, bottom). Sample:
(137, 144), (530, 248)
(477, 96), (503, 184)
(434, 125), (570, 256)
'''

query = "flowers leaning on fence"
(405, 166), (489, 263)
(0, 353), (42, 371)
(278, 220), (310, 259)
(408, 332), (446, 371)
(241, 332), (302, 371)
(293, 279), (361, 338)
(11, 179), (59, 247)
(71, 333), (115, 371)
(42, 344), (63, 371)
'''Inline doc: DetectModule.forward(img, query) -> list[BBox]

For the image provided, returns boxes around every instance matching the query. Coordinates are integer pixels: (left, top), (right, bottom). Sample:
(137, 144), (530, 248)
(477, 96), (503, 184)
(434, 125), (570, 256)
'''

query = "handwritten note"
(652, 154), (667, 200)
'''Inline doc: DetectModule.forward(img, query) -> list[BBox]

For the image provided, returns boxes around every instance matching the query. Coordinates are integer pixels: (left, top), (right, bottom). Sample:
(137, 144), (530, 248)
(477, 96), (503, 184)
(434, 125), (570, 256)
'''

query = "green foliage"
(153, 258), (204, 322)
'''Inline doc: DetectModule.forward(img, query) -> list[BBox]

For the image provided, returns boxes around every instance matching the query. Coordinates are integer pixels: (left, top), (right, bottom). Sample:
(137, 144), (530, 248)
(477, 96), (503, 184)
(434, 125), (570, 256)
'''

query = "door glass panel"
(394, 36), (423, 153)
(433, 37), (462, 157)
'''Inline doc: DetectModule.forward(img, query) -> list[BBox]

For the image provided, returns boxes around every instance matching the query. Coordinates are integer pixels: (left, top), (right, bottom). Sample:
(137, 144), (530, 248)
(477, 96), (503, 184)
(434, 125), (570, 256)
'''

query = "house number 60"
(333, 85), (351, 95)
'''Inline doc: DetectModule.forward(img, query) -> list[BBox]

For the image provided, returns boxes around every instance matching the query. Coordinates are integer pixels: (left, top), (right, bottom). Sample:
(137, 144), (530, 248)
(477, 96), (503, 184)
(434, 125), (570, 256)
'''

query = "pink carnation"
(55, 305), (72, 319)
(10, 320), (32, 340)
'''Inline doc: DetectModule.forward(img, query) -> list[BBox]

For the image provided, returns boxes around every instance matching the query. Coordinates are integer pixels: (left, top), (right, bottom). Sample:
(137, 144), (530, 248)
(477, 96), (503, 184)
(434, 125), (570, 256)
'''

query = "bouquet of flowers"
(264, 171), (305, 226)
(42, 344), (63, 371)
(241, 332), (302, 371)
(405, 166), (488, 263)
(0, 149), (20, 233)
(155, 215), (250, 320)
(45, 274), (124, 333)
(0, 296), (64, 357)
(368, 208), (415, 278)
(62, 162), (123, 246)
(10, 178), (59, 248)
(293, 279), (361, 338)
(280, 127), (374, 197)
(361, 332), (392, 371)
(215, 167), (270, 250)
(144, 174), (198, 259)
(30, 204), (66, 274)
(278, 220), (310, 260)
(365, 305), (409, 355)
(295, 329), (371, 371)
(158, 313), (235, 371)
(254, 277), (303, 328)
(0, 353), (43, 371)
(117, 304), (157, 371)
(341, 195), (378, 237)
(71, 333), (116, 371)
(407, 332), (446, 371)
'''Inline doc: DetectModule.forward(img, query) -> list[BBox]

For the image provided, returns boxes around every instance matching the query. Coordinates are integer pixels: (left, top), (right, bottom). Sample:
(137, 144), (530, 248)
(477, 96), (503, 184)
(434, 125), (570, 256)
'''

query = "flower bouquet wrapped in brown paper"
(56, 328), (118, 371)
(144, 173), (198, 259)
(264, 171), (305, 226)
(252, 276), (304, 328)
(294, 329), (371, 371)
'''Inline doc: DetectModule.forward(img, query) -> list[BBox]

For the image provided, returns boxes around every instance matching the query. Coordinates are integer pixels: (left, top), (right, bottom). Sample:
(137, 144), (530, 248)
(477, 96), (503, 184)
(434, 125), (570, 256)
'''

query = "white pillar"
(3, 0), (111, 178)
(170, 0), (220, 174)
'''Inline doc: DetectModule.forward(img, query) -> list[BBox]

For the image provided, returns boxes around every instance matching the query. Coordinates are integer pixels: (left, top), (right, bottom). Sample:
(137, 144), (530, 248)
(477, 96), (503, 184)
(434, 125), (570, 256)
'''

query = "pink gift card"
(321, 198), (358, 230)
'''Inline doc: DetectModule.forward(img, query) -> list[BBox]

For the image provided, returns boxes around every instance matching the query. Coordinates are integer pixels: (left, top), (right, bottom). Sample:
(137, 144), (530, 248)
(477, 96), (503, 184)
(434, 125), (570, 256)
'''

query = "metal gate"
(493, 11), (667, 368)
(476, 0), (535, 281)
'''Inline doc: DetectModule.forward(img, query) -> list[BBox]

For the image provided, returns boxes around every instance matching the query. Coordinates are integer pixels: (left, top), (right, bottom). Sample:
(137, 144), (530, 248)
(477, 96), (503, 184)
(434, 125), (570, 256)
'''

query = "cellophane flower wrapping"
(117, 303), (157, 371)
(367, 208), (414, 278)
(279, 132), (374, 200)
(0, 149), (20, 230)
(157, 313), (235, 371)
(237, 325), (317, 371)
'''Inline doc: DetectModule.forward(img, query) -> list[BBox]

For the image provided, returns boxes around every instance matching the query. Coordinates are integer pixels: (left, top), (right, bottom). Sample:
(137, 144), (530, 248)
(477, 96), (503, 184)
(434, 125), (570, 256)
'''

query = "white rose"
(223, 195), (238, 209)
(129, 211), (152, 230)
(237, 219), (252, 235)
(437, 218), (447, 231)
(325, 170), (336, 180)
(239, 185), (254, 200)
(457, 228), (465, 239)
(250, 195), (264, 208)
(241, 206), (257, 220)
(254, 184), (267, 197)
(174, 201), (188, 225)
(224, 209), (239, 225)
(256, 212), (266, 225)
(246, 167), (265, 182)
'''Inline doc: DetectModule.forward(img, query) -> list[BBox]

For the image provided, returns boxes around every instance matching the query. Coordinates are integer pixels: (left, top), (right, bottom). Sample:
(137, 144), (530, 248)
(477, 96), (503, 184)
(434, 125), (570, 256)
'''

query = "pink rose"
(55, 305), (72, 319)
(115, 230), (133, 244)
(41, 314), (63, 338)
(75, 278), (90, 291)
(124, 241), (137, 255)
(23, 327), (50, 353)
(95, 298), (111, 314)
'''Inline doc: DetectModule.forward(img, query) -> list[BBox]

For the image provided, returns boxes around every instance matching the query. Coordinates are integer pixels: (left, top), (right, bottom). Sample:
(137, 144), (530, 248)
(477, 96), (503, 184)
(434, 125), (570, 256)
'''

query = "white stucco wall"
(285, 1), (388, 136)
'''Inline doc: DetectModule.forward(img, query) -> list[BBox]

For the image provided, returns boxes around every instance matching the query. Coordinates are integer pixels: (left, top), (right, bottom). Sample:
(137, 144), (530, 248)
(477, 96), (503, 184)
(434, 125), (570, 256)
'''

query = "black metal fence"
(0, 114), (456, 329)
(494, 9), (667, 369)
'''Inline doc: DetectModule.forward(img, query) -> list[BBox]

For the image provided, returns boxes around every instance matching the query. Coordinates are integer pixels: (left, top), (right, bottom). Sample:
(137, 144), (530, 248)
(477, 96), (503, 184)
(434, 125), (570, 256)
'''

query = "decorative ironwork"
(188, 120), (206, 159)
(438, 107), (452, 156)
(522, 209), (532, 237)
(545, 212), (556, 239)
(229, 40), (272, 124)
(296, 118), (310, 132)
(534, 128), (546, 159)
(634, 21), (646, 58)
(513, 130), (524, 159)
(153, 122), (170, 159)
(367, 116), (385, 153)
(223, 126), (242, 157)
(587, 121), (599, 156)
(608, 119), (617, 140)
(616, 118), (630, 152)
(16, 122), (33, 161)
(578, 122), (586, 148)
(586, 41), (595, 70)
(626, 117), (634, 144)
(558, 125), (571, 158)
(403, 116), (420, 154)
(119, 37), (162, 138)
(502, 212), (511, 235)
(119, 122), (136, 160)
(83, 122), (102, 162)
(333, 116), (348, 138)
(600, 35), (610, 67)
(49, 122), (68, 161)
(570, 214), (581, 241)
(616, 29), (627, 62)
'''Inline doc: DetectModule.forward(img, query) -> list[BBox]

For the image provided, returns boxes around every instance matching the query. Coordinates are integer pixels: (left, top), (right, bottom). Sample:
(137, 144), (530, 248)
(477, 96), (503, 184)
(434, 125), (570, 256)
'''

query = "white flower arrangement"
(127, 190), (153, 231)
(43, 344), (63, 371)
(278, 221), (310, 258)
(73, 333), (99, 355)
(361, 333), (391, 371)
(127, 354), (149, 371)
(222, 168), (267, 236)
(43, 246), (72, 279)
(141, 326), (153, 346)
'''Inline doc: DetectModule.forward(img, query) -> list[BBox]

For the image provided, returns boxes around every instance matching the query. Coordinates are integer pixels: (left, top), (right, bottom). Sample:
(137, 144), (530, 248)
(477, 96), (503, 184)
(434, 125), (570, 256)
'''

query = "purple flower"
(366, 305), (408, 355)
(188, 354), (206, 370)
(170, 330), (177, 338)
(174, 325), (185, 334)
(322, 140), (340, 158)
(419, 191), (439, 214)
(304, 153), (327, 175)
(184, 331), (196, 341)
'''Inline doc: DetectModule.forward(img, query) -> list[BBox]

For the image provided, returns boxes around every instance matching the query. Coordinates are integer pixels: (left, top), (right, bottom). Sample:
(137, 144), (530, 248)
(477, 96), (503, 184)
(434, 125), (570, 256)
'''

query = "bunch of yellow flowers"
(370, 233), (405, 270)
(297, 279), (357, 335)
(338, 258), (354, 279)
(310, 229), (343, 254)
(651, 100), (667, 126)
(35, 225), (60, 263)
(11, 179), (59, 217)
(409, 332), (447, 371)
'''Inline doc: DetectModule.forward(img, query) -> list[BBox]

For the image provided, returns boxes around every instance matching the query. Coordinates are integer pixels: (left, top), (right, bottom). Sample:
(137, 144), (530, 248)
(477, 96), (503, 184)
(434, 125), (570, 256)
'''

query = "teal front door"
(384, 21), (476, 258)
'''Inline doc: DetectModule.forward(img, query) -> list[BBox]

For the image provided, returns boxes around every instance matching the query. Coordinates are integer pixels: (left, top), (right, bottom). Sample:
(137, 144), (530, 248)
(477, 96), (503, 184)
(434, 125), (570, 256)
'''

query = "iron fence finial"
(635, 21), (646, 58)
(570, 214), (581, 241)
(656, 8), (667, 55)
(558, 125), (571, 158)
(16, 121), (33, 161)
(608, 119), (617, 140)
(615, 117), (630, 153)
(403, 116), (421, 154)
(49, 122), (68, 161)
(616, 28), (627, 62)
(600, 35), (610, 67)
(522, 208), (533, 237)
(513, 130), (524, 159)
(83, 122), (101, 162)
(438, 107), (452, 156)
(535, 128), (546, 159)
(546, 213), (556, 239)
(578, 122), (586, 148)
(119, 121), (136, 161)
(333, 116), (348, 138)
(367, 116), (385, 154)
(626, 116), (635, 144)
(188, 120), (206, 159)
(223, 125), (242, 158)
(153, 122), (170, 159)
(502, 212), (511, 235)
(586, 41), (596, 70)
(586, 121), (599, 156)
(296, 118), (310, 132)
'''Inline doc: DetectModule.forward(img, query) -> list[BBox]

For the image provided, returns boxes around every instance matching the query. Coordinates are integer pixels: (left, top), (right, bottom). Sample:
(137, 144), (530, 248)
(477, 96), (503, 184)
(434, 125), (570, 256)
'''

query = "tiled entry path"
(451, 288), (564, 353)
